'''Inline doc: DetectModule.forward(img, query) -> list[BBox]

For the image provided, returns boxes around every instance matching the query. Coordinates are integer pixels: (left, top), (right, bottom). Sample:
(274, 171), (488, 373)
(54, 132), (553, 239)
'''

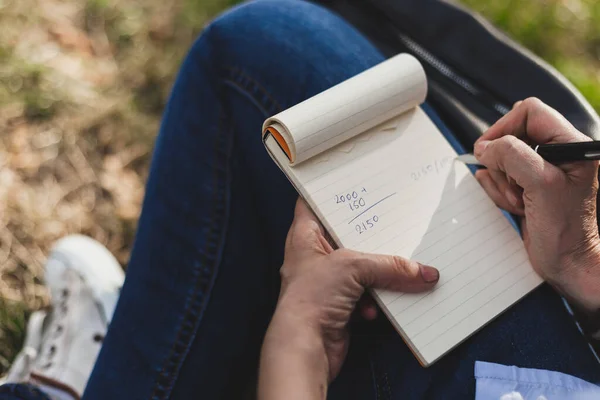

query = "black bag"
(314, 0), (600, 150)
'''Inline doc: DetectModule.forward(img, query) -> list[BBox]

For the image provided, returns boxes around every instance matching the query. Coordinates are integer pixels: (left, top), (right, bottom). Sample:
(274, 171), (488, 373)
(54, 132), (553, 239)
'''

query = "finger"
(286, 198), (330, 253)
(477, 97), (589, 145)
(342, 250), (439, 293)
(489, 169), (524, 210)
(476, 169), (513, 212)
(292, 198), (324, 234)
(512, 100), (523, 110)
(476, 98), (597, 183)
(474, 135), (560, 191)
(357, 294), (378, 320)
(476, 169), (524, 216)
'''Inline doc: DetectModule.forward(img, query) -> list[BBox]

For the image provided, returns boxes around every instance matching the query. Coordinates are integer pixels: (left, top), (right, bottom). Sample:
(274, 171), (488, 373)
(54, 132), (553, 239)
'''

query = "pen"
(455, 141), (600, 166)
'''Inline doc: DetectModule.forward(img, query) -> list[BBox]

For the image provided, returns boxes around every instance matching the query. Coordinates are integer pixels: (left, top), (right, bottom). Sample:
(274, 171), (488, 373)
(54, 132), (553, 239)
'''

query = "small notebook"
(262, 54), (543, 366)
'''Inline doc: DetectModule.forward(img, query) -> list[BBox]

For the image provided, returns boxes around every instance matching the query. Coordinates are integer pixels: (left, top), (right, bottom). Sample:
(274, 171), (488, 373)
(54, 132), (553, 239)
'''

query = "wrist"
(259, 307), (329, 400)
(264, 308), (326, 360)
(552, 237), (600, 314)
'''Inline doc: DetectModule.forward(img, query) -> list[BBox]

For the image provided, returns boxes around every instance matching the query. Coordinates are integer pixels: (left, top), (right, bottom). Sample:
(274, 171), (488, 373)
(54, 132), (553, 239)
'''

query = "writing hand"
(474, 97), (600, 313)
(258, 199), (439, 400)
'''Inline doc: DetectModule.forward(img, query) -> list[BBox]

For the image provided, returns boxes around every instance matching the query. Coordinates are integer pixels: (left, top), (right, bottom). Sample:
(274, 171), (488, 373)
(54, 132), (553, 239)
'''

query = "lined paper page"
(265, 107), (542, 366)
(263, 54), (426, 164)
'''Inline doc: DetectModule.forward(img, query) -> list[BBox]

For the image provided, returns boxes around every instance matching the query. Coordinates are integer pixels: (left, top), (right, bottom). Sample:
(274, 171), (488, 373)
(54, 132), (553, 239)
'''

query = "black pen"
(455, 141), (600, 166)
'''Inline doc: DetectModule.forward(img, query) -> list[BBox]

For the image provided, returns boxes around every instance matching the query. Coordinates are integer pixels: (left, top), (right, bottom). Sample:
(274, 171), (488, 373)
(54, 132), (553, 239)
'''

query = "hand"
(474, 97), (600, 312)
(258, 199), (439, 400)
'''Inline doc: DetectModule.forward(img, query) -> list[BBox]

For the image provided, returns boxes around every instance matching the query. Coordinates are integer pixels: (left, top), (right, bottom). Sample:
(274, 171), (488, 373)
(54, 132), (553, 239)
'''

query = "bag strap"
(316, 0), (600, 141)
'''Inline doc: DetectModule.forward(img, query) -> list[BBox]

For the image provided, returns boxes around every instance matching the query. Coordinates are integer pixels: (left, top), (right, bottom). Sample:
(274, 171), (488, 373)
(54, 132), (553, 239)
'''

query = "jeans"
(0, 385), (50, 400)
(4, 1), (600, 399)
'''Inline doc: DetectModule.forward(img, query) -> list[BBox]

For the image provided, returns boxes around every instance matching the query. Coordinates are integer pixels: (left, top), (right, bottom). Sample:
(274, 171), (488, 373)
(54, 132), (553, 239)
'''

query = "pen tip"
(455, 154), (480, 165)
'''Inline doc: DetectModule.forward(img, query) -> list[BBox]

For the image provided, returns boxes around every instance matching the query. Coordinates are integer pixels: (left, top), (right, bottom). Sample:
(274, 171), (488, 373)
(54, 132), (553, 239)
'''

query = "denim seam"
(223, 66), (284, 115)
(149, 96), (233, 400)
(369, 344), (388, 400)
(384, 371), (391, 399)
(148, 63), (282, 400)
(368, 346), (380, 400)
(223, 79), (271, 117)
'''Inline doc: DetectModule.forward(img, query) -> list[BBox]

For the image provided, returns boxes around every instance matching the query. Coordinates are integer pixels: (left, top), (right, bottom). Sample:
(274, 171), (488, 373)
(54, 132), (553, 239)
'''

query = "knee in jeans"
(205, 0), (328, 42)
(195, 0), (373, 75)
(200, 0), (331, 54)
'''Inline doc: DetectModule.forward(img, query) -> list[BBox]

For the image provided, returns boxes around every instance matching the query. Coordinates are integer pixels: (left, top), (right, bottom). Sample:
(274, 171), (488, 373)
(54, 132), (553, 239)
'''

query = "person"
(2, 0), (600, 399)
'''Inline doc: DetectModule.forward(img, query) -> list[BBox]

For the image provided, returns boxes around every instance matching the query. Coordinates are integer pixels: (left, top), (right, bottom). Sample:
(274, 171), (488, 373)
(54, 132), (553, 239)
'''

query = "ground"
(0, 0), (599, 375)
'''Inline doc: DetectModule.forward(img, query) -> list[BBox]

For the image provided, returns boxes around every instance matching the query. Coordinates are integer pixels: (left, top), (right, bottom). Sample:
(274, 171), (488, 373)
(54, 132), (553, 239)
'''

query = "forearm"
(258, 312), (329, 400)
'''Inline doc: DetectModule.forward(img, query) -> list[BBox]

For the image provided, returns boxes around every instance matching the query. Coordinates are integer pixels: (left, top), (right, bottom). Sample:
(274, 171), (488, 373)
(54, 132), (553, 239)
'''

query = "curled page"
(262, 53), (427, 165)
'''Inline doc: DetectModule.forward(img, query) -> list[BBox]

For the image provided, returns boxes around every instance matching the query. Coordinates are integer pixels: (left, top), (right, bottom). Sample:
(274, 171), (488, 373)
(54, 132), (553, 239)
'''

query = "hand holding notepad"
(262, 54), (542, 366)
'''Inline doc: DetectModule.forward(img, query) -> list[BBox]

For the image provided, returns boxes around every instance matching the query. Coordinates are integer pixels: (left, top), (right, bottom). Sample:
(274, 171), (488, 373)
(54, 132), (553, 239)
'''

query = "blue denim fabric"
(1, 1), (593, 400)
(0, 384), (49, 400)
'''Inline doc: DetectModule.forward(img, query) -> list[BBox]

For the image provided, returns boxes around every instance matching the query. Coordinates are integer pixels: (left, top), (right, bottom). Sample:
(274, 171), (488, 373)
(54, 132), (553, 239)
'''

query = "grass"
(0, 298), (28, 372)
(1, 0), (599, 377)
(462, 0), (600, 111)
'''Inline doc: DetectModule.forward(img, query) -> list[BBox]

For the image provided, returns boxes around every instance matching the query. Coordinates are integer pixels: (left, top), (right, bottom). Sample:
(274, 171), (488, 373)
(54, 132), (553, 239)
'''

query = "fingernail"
(474, 140), (490, 157)
(505, 188), (519, 207)
(419, 263), (439, 283)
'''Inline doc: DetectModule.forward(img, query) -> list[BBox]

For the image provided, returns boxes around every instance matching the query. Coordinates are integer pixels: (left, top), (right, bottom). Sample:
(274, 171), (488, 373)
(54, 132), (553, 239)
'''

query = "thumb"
(291, 198), (324, 234)
(286, 198), (333, 254)
(346, 250), (439, 293)
(475, 135), (559, 191)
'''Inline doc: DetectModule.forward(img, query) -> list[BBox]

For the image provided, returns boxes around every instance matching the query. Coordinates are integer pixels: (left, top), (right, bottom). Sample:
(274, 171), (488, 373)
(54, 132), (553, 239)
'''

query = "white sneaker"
(44, 235), (124, 323)
(4, 235), (124, 400)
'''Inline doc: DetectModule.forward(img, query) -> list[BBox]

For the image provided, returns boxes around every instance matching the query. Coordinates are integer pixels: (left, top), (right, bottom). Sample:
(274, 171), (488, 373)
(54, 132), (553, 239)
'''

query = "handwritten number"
(355, 215), (379, 234)
(411, 156), (454, 181)
(336, 190), (363, 205)
(348, 197), (366, 211)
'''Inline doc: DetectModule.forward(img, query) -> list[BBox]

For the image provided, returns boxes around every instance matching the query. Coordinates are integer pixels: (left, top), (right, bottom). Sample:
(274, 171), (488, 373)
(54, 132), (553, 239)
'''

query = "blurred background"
(1, 0), (599, 374)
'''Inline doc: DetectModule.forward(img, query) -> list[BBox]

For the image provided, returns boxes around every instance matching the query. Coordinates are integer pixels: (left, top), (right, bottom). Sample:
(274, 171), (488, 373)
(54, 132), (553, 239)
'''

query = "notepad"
(262, 54), (542, 366)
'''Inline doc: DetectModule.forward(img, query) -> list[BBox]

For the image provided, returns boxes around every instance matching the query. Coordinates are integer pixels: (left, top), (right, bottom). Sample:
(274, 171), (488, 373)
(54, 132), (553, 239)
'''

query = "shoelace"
(38, 279), (109, 371)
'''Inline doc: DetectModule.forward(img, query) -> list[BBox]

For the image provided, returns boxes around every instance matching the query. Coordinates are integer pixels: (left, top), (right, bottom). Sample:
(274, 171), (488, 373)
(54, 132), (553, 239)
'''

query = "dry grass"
(0, 0), (231, 372)
(1, 0), (600, 376)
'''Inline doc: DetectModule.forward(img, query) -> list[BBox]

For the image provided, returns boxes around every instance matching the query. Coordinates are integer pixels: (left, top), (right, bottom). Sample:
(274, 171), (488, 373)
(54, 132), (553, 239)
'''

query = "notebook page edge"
(263, 134), (344, 246)
(419, 276), (543, 365)
(368, 109), (541, 366)
(370, 289), (429, 367)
